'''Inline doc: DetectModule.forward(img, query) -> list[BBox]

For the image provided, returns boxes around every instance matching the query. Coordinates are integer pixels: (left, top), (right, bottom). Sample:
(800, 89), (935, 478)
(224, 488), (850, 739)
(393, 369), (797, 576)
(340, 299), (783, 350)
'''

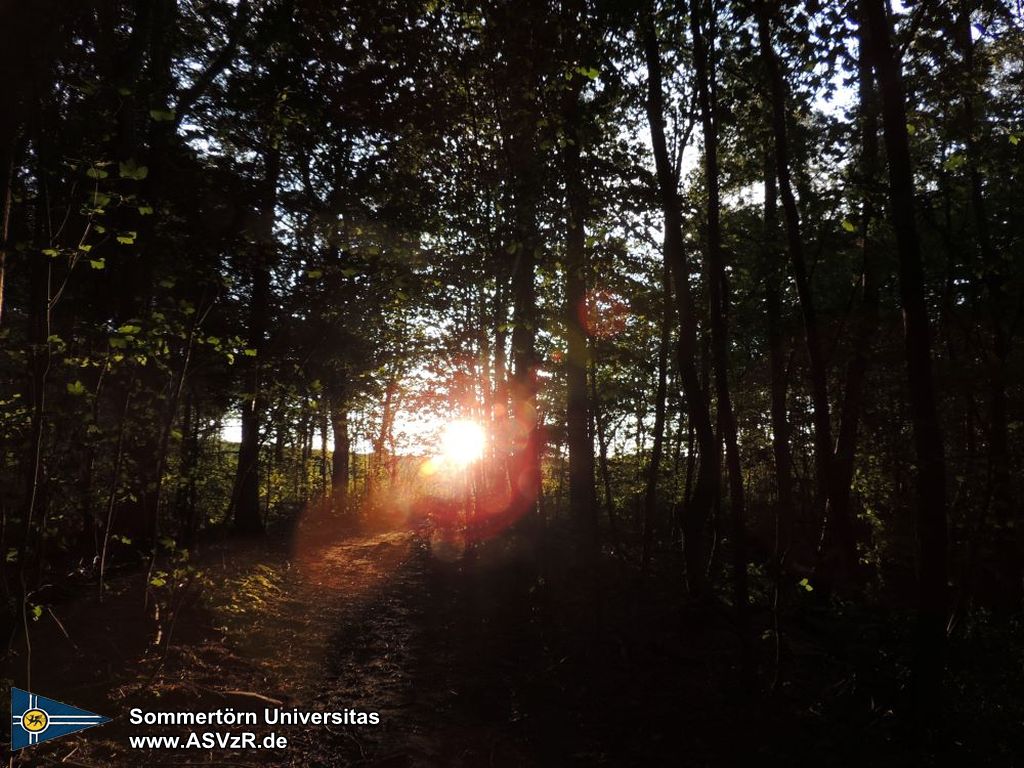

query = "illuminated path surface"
(252, 529), (534, 767)
(195, 527), (611, 767)
(12, 526), (786, 766)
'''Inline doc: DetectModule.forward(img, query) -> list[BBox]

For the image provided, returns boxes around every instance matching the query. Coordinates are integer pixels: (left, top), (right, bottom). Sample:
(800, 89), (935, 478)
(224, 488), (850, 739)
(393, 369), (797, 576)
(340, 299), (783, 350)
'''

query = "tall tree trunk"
(764, 155), (794, 688)
(755, 0), (851, 580)
(642, 260), (672, 572)
(319, 398), (330, 493)
(863, 0), (949, 722)
(178, 391), (200, 546)
(495, 3), (544, 528)
(330, 397), (350, 515)
(689, 0), (752, 680)
(954, 2), (1016, 609)
(492, 280), (510, 487)
(232, 146), (279, 535)
(590, 358), (618, 540)
(563, 65), (598, 549)
(642, 5), (718, 598)
(829, 5), (882, 587)
(372, 375), (399, 492)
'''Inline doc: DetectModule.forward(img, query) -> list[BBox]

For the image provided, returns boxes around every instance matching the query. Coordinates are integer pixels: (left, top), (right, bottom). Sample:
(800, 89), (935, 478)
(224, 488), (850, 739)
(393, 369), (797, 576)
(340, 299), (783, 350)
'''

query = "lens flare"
(440, 419), (485, 467)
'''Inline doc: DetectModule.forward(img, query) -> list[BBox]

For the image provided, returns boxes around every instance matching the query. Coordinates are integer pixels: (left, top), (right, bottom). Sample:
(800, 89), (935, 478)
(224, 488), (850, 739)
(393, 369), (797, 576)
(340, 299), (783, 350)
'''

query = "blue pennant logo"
(10, 687), (110, 750)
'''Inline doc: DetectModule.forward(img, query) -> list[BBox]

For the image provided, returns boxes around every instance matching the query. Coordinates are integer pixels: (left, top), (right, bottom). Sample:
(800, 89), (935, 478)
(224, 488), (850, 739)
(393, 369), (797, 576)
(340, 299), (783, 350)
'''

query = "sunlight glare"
(440, 419), (486, 467)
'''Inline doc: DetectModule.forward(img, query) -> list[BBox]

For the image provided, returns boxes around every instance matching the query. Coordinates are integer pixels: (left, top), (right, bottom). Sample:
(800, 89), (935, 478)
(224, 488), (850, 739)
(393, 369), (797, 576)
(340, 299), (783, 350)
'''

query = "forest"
(1, 0), (1022, 765)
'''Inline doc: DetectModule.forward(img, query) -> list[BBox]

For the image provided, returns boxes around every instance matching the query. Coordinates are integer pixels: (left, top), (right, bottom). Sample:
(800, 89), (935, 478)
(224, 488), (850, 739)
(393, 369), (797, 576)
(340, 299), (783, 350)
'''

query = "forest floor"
(3, 512), (1012, 767)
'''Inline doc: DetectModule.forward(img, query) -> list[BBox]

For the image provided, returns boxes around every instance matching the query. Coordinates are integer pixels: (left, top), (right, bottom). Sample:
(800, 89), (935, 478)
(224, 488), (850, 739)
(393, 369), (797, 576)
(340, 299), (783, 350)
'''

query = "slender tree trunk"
(756, 0), (851, 580)
(492, 282), (510, 486)
(954, 3), (1016, 610)
(864, 0), (949, 722)
(330, 397), (350, 515)
(232, 146), (279, 535)
(590, 358), (617, 539)
(642, 5), (718, 598)
(829, 6), (882, 587)
(563, 68), (598, 550)
(372, 375), (398, 492)
(146, 306), (202, 551)
(505, 120), (542, 524)
(19, 224), (51, 592)
(642, 261), (672, 571)
(319, 398), (330, 493)
(764, 157), (794, 688)
(177, 391), (200, 546)
(689, 0), (752, 680)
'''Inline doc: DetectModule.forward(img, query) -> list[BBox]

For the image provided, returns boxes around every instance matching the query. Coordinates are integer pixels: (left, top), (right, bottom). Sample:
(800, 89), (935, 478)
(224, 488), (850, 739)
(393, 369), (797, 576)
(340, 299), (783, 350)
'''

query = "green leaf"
(42, 248), (59, 257)
(31, 605), (43, 621)
(117, 324), (141, 335)
(798, 577), (814, 592)
(86, 167), (109, 180)
(944, 154), (966, 171)
(90, 258), (105, 270)
(576, 65), (600, 79)
(243, 348), (258, 357)
(149, 577), (167, 588)
(79, 243), (93, 253)
(841, 219), (856, 233)
(905, 123), (916, 135)
(1010, 134), (1020, 146)
(138, 205), (154, 215)
(306, 269), (323, 279)
(67, 380), (87, 396)
(116, 232), (137, 245)
(119, 159), (149, 180)
(149, 108), (176, 122)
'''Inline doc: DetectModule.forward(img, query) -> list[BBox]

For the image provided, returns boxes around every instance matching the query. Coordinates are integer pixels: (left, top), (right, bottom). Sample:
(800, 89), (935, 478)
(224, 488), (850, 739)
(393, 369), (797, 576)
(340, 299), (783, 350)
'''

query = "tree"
(863, 0), (949, 721)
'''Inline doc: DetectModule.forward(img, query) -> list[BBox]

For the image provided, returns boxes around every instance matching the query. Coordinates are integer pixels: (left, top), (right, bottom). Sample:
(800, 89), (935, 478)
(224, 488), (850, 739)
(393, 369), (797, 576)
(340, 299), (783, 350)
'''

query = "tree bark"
(642, 260), (672, 572)
(764, 154), (794, 688)
(232, 145), (279, 535)
(755, 0), (851, 580)
(590, 358), (618, 540)
(330, 397), (350, 515)
(499, 7), (545, 525)
(863, 0), (949, 722)
(953, 2), (1016, 610)
(689, 0), (752, 680)
(829, 4), (882, 588)
(563, 62), (598, 549)
(642, 5), (718, 598)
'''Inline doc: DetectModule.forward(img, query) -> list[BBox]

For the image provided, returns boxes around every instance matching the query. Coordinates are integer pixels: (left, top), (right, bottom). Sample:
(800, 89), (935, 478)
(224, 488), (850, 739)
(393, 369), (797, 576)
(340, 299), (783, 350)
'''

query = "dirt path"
(8, 525), (743, 767)
(267, 529), (545, 767)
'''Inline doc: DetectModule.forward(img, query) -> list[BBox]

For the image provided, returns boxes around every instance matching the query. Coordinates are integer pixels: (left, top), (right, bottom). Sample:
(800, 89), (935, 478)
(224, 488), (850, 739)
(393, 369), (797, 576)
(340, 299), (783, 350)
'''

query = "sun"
(440, 419), (486, 467)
